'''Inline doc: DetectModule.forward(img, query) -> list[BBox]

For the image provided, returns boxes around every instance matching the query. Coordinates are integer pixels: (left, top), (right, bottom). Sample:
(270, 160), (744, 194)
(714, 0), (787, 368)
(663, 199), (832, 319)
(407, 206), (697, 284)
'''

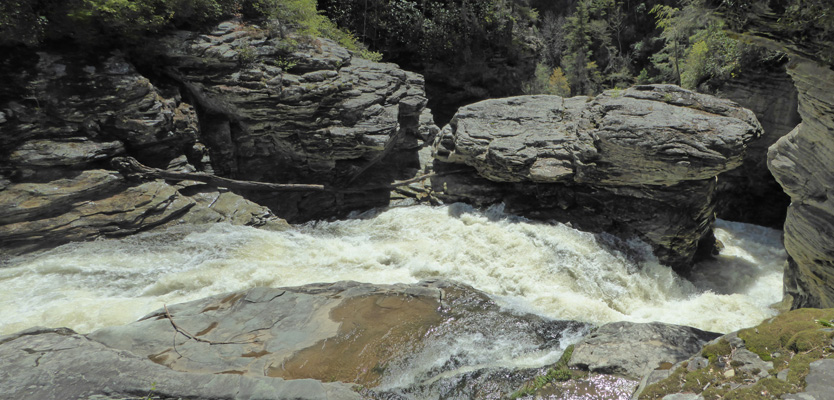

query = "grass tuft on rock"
(638, 308), (834, 399)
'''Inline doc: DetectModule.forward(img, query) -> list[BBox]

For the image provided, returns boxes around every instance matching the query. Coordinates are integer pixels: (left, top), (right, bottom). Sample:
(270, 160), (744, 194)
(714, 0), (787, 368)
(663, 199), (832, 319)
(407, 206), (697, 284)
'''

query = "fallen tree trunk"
(110, 156), (461, 193)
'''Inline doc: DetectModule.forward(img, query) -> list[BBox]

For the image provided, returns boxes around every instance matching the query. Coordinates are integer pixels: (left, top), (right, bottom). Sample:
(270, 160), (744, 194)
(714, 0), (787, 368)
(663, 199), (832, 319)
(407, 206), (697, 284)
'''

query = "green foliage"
(522, 63), (571, 96)
(0, 0), (363, 53)
(319, 0), (534, 65)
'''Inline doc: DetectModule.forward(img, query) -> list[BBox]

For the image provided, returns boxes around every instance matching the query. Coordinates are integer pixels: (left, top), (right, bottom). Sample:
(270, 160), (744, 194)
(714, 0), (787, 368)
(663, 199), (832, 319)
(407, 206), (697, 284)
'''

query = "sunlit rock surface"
(83, 280), (587, 399)
(0, 327), (360, 400)
(568, 321), (720, 380)
(432, 85), (762, 272)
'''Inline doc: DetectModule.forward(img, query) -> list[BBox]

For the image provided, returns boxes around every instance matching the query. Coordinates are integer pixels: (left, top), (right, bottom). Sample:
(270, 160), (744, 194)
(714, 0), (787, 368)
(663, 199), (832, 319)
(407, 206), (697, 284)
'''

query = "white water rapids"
(0, 203), (786, 336)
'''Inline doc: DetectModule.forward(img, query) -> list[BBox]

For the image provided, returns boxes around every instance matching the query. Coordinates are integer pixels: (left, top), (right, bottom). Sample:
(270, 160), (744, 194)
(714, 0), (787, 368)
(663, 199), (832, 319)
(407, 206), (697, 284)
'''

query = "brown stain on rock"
(217, 370), (246, 375)
(266, 293), (442, 387)
(148, 349), (173, 366)
(241, 349), (271, 358)
(221, 293), (245, 304)
(196, 321), (218, 337)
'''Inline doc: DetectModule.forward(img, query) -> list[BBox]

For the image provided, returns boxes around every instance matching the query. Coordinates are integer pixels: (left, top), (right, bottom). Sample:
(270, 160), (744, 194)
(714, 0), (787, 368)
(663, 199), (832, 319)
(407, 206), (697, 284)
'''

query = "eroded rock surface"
(149, 20), (437, 221)
(568, 321), (720, 380)
(432, 85), (762, 271)
(0, 50), (287, 255)
(769, 59), (834, 309)
(1, 19), (437, 254)
(87, 280), (588, 398)
(0, 327), (360, 400)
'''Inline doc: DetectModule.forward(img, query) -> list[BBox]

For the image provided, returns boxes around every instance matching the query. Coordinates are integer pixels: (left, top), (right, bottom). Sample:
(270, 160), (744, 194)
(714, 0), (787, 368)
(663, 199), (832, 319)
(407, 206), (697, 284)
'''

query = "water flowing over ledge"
(0, 203), (785, 335)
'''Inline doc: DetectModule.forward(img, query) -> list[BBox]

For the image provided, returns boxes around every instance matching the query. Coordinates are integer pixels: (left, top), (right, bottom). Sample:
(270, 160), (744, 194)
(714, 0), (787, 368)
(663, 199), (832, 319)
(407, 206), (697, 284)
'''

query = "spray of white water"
(0, 203), (785, 336)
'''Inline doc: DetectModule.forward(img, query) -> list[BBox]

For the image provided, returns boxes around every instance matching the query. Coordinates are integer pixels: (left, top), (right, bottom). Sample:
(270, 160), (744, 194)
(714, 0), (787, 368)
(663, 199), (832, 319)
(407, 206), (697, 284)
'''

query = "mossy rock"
(739, 308), (834, 361)
(638, 308), (834, 400)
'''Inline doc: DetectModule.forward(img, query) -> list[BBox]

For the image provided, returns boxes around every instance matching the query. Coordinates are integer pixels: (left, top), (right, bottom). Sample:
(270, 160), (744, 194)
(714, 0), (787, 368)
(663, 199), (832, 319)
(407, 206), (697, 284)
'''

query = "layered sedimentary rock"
(714, 67), (800, 227)
(148, 20), (437, 221)
(432, 85), (762, 271)
(768, 59), (834, 308)
(0, 20), (436, 254)
(0, 51), (284, 255)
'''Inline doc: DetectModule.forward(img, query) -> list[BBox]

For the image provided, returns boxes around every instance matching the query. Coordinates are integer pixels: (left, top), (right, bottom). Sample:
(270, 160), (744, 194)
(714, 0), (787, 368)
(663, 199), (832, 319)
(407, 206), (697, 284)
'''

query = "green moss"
(739, 308), (834, 361)
(702, 339), (731, 364)
(640, 308), (834, 399)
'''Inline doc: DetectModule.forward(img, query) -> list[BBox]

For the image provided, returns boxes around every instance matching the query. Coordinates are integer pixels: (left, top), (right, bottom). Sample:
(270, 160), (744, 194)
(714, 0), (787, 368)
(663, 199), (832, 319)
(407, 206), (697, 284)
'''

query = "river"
(0, 203), (785, 336)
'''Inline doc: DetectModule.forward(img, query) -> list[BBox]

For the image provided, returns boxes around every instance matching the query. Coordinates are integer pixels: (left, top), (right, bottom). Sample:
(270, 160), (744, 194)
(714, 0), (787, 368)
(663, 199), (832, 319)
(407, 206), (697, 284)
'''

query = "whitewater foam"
(0, 204), (786, 335)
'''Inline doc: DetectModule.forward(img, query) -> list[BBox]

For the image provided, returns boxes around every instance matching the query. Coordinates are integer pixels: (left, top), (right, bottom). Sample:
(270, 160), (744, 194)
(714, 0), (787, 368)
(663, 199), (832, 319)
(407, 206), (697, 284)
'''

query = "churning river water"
(0, 203), (786, 336)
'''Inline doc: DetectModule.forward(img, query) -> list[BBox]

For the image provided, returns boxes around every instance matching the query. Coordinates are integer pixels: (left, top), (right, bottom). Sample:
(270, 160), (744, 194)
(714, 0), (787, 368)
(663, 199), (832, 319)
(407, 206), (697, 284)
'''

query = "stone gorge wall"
(0, 20), (436, 255)
(769, 59), (834, 308)
(714, 66), (801, 227)
(149, 21), (436, 222)
(432, 85), (763, 273)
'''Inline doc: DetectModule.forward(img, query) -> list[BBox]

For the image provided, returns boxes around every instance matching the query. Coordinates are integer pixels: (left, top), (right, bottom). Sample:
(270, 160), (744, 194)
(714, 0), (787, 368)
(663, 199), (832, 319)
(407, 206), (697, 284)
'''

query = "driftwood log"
(111, 156), (462, 193)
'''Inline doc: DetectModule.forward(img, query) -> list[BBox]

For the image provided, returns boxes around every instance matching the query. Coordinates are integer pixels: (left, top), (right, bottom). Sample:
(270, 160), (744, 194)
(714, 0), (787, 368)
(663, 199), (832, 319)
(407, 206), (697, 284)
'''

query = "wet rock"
(0, 327), (360, 400)
(568, 321), (721, 380)
(432, 85), (762, 271)
(87, 280), (588, 397)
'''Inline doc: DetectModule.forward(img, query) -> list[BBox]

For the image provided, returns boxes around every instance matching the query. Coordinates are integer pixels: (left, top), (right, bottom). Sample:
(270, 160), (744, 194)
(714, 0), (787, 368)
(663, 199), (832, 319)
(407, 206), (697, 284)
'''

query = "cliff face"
(716, 7), (834, 308)
(432, 85), (762, 272)
(768, 59), (834, 308)
(0, 20), (436, 255)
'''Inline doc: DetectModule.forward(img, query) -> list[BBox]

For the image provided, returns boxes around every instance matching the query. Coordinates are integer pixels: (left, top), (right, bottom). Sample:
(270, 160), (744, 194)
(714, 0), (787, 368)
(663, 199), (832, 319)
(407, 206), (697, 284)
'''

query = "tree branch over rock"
(110, 156), (464, 193)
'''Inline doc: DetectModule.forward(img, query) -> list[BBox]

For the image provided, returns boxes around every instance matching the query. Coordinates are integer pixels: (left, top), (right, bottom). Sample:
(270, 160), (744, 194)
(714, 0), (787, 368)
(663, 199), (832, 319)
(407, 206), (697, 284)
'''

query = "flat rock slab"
(84, 280), (588, 397)
(568, 321), (721, 380)
(0, 327), (360, 400)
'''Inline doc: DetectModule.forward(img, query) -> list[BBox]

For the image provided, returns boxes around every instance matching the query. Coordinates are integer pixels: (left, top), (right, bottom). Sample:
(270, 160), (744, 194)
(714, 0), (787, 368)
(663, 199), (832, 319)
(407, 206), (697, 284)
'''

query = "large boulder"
(0, 19), (438, 254)
(432, 85), (762, 271)
(148, 20), (438, 222)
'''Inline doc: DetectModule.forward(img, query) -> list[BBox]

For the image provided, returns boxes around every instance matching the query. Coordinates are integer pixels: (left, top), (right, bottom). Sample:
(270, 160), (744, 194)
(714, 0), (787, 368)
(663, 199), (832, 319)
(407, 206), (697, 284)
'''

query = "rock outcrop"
(147, 20), (437, 222)
(568, 321), (721, 380)
(769, 58), (834, 309)
(0, 19), (437, 254)
(432, 85), (762, 271)
(0, 51), (285, 255)
(0, 280), (588, 399)
(713, 65), (801, 227)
